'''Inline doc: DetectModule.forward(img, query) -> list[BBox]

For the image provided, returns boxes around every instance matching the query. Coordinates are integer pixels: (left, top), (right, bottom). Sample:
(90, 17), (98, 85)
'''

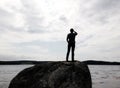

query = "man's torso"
(68, 33), (76, 43)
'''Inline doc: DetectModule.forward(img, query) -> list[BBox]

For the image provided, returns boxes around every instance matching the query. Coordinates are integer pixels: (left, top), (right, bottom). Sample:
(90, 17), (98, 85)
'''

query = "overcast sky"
(0, 0), (120, 61)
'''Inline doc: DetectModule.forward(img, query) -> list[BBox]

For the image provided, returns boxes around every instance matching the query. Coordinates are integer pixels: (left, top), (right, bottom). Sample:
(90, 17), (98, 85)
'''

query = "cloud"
(73, 0), (120, 61)
(0, 0), (120, 61)
(94, 0), (120, 11)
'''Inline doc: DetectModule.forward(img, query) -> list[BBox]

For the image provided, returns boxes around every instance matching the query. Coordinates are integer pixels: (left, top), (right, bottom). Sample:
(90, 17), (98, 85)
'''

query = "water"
(89, 65), (120, 88)
(0, 65), (33, 88)
(0, 65), (120, 88)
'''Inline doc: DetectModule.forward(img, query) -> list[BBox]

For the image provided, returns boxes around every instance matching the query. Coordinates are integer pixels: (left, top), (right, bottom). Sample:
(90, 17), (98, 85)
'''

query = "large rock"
(9, 61), (92, 88)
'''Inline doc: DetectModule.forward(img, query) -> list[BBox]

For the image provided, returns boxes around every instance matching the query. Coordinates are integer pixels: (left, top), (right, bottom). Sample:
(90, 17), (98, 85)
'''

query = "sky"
(0, 0), (120, 61)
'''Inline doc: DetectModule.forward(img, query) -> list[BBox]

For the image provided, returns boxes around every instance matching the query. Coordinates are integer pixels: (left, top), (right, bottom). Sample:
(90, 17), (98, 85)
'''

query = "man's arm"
(74, 30), (78, 35)
(66, 34), (69, 43)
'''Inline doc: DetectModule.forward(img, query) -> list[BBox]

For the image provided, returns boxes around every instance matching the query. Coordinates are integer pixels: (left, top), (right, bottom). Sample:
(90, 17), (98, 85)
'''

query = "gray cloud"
(0, 8), (12, 17)
(25, 16), (46, 33)
(20, 1), (50, 34)
(80, 0), (120, 25)
(59, 15), (68, 23)
(0, 0), (49, 34)
(0, 8), (13, 31)
(94, 0), (120, 11)
(93, 0), (120, 24)
(0, 8), (26, 33)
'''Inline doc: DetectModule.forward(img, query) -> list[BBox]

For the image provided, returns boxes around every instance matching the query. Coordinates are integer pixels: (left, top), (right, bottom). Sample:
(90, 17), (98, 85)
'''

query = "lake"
(0, 65), (120, 88)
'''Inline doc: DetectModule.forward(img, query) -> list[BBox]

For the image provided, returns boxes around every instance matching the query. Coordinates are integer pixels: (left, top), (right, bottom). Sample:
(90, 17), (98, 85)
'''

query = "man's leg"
(72, 43), (75, 62)
(66, 44), (70, 61)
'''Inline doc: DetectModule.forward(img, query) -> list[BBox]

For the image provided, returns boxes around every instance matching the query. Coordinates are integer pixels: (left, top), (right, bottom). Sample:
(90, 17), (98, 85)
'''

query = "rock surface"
(9, 61), (92, 88)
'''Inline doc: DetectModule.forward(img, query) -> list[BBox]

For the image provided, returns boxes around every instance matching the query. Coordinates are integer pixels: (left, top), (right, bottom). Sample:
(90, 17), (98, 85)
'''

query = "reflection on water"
(0, 65), (120, 88)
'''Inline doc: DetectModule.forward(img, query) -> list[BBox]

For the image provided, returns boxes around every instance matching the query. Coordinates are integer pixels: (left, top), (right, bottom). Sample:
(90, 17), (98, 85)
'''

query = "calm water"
(0, 65), (33, 88)
(89, 65), (120, 88)
(0, 65), (120, 88)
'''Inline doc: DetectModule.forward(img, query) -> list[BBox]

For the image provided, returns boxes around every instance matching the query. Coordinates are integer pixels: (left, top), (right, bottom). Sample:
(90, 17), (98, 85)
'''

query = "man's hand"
(73, 30), (78, 35)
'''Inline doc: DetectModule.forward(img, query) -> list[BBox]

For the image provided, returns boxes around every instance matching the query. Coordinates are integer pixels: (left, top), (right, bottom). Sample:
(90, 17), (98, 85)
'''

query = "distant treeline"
(0, 61), (40, 65)
(0, 60), (120, 65)
(83, 60), (120, 65)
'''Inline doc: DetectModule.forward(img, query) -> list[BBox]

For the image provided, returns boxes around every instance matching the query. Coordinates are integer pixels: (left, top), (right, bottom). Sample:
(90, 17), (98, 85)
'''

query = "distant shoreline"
(0, 60), (120, 65)
(83, 60), (120, 65)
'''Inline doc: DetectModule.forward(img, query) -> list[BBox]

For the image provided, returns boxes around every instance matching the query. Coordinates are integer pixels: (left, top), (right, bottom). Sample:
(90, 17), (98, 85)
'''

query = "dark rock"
(9, 61), (92, 88)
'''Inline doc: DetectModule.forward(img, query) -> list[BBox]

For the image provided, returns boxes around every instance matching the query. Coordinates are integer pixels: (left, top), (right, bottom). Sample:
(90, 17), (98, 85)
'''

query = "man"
(66, 28), (78, 62)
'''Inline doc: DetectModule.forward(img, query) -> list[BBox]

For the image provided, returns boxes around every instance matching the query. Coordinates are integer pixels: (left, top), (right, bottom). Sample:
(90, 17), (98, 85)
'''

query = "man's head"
(70, 28), (74, 33)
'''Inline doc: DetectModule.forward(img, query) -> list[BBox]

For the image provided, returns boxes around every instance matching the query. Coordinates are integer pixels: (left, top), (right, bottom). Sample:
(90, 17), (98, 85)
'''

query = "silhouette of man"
(66, 28), (78, 62)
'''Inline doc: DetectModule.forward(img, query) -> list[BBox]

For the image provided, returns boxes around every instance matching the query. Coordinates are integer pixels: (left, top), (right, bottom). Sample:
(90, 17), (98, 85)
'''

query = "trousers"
(66, 43), (75, 62)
